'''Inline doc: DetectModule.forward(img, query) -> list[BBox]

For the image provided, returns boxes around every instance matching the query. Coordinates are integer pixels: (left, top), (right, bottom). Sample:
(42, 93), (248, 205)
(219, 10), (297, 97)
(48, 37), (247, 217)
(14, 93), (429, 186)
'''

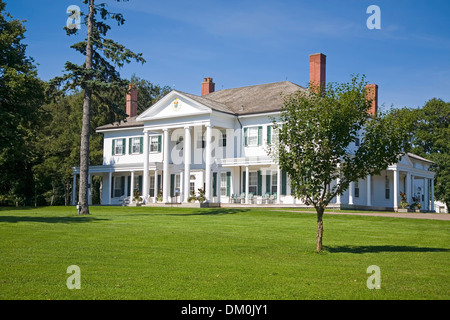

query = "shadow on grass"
(0, 216), (109, 224)
(135, 208), (250, 217)
(325, 245), (450, 254)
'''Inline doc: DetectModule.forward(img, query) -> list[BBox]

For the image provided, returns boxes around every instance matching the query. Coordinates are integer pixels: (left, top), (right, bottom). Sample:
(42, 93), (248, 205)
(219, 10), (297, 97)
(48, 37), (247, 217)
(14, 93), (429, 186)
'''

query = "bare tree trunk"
(316, 208), (324, 252)
(78, 0), (94, 215)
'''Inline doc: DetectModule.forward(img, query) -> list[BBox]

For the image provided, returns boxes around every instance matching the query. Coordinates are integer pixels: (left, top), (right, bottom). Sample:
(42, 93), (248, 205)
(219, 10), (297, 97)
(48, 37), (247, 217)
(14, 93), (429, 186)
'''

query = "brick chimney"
(365, 84), (378, 116)
(126, 84), (138, 118)
(201, 77), (215, 96)
(309, 53), (326, 93)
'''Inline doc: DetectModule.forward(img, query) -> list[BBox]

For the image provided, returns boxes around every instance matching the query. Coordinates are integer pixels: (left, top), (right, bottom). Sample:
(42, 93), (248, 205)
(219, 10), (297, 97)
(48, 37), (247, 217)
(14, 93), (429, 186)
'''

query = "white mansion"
(73, 53), (436, 211)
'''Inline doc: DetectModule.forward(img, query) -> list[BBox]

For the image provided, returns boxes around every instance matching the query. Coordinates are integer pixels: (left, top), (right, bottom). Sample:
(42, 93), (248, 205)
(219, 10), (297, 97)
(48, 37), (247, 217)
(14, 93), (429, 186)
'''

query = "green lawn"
(0, 206), (449, 300)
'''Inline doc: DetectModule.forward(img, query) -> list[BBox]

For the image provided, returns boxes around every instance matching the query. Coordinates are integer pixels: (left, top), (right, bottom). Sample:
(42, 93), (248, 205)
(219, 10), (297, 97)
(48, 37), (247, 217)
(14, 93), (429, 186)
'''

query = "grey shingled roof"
(407, 152), (435, 164)
(96, 115), (144, 131)
(96, 80), (305, 130)
(204, 81), (305, 115)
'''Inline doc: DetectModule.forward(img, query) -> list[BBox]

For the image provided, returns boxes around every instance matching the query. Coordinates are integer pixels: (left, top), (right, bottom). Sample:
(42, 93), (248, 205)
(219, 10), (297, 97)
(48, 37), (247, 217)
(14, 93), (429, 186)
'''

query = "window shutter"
(267, 126), (272, 145)
(158, 135), (162, 152)
(281, 170), (287, 195)
(226, 172), (231, 196)
(257, 126), (263, 146)
(242, 171), (246, 193)
(157, 175), (161, 194)
(139, 137), (143, 154)
(129, 138), (132, 154)
(127, 175), (131, 197)
(266, 172), (271, 195)
(138, 175), (142, 194)
(122, 138), (126, 155)
(170, 174), (175, 197)
(243, 127), (248, 147)
(212, 172), (217, 197)
(257, 170), (262, 196)
(111, 176), (115, 198)
(120, 176), (125, 197)
(112, 140), (115, 156)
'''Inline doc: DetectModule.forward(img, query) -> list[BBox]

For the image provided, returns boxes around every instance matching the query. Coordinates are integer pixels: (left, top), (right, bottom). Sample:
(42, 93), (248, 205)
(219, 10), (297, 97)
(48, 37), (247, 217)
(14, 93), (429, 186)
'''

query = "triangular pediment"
(400, 153), (414, 167)
(136, 90), (212, 121)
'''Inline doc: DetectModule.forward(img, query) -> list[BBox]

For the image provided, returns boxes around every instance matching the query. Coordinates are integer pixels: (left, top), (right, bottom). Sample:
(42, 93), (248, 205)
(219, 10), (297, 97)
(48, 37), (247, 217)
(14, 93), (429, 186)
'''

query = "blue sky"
(5, 0), (450, 109)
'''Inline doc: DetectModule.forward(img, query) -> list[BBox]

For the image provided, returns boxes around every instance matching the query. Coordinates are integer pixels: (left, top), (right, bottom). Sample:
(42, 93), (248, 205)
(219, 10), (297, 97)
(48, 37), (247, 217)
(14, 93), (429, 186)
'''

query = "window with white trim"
(131, 137), (141, 154)
(219, 129), (226, 147)
(354, 181), (360, 198)
(271, 171), (278, 194)
(248, 127), (259, 146)
(112, 139), (125, 155)
(220, 172), (227, 196)
(150, 135), (161, 153)
(249, 172), (257, 195)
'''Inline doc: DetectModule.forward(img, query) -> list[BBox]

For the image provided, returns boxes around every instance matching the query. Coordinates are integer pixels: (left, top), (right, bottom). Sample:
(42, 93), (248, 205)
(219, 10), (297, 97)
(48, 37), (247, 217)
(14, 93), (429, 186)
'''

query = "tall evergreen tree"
(49, 0), (145, 214)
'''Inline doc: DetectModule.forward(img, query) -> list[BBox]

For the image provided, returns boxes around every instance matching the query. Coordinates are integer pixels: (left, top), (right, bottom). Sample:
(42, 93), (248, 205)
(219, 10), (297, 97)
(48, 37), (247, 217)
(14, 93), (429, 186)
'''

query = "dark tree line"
(0, 0), (169, 206)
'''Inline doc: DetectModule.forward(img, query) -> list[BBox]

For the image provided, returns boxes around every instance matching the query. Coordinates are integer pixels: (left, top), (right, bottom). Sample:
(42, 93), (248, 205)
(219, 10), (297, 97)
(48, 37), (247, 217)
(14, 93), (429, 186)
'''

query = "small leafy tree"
(268, 76), (411, 252)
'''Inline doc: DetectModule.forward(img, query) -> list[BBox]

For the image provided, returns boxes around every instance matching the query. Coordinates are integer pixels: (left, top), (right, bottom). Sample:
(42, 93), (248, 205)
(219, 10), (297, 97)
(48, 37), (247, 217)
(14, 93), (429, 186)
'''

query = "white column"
(430, 178), (435, 212)
(349, 181), (354, 205)
(108, 171), (112, 205)
(245, 165), (250, 204)
(72, 174), (77, 205)
(277, 166), (281, 204)
(129, 171), (135, 203)
(179, 171), (184, 203)
(424, 178), (429, 211)
(184, 126), (191, 203)
(366, 175), (372, 207)
(393, 169), (399, 210)
(205, 124), (212, 202)
(163, 128), (169, 203)
(406, 173), (411, 204)
(142, 130), (149, 201)
(153, 169), (158, 203)
(217, 167), (221, 204)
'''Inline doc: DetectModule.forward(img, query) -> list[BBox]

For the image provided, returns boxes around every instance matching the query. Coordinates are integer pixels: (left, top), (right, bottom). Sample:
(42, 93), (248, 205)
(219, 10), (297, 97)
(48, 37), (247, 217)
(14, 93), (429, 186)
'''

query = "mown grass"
(0, 206), (448, 300)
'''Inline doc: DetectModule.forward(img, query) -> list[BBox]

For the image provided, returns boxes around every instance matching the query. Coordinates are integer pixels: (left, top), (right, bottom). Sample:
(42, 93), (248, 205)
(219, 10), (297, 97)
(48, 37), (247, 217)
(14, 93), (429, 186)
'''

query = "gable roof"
(96, 80), (305, 131)
(204, 81), (305, 115)
(406, 152), (435, 164)
(96, 115), (144, 132)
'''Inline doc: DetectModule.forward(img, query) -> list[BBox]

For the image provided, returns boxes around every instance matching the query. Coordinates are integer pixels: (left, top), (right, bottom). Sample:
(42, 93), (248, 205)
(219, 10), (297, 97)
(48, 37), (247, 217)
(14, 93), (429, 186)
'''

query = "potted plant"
(398, 192), (410, 212)
(187, 191), (197, 203)
(156, 190), (163, 202)
(133, 189), (142, 206)
(410, 196), (422, 212)
(197, 188), (206, 204)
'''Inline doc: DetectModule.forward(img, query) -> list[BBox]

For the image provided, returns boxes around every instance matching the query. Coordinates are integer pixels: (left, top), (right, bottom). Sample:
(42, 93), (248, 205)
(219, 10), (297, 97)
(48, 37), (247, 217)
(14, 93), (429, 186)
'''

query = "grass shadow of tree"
(324, 245), (450, 254)
(0, 216), (109, 224)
